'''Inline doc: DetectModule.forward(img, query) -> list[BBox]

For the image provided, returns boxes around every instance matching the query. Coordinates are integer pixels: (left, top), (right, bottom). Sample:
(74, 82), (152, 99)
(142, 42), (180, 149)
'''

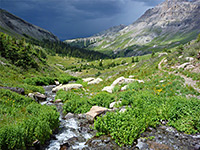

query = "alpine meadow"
(0, 0), (200, 149)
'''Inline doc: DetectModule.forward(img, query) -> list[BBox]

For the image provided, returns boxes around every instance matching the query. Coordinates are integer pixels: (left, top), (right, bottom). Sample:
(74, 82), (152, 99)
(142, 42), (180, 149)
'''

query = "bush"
(17, 84), (45, 94)
(0, 89), (59, 149)
(90, 92), (115, 108)
(24, 76), (78, 86)
(94, 91), (200, 146)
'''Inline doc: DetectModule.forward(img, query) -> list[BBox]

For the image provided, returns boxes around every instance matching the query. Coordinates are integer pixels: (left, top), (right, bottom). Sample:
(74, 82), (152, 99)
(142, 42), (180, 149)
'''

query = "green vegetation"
(56, 90), (115, 114)
(24, 75), (78, 86)
(94, 91), (200, 146)
(0, 89), (59, 149)
(0, 33), (44, 69)
(0, 31), (199, 149)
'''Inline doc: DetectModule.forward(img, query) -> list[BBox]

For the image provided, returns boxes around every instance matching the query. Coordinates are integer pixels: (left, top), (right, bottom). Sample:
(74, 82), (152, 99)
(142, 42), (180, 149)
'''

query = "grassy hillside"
(0, 32), (199, 149)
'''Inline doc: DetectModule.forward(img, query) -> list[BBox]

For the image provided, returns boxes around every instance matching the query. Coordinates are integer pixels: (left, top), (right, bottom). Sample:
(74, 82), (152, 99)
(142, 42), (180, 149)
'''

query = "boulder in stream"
(28, 92), (47, 102)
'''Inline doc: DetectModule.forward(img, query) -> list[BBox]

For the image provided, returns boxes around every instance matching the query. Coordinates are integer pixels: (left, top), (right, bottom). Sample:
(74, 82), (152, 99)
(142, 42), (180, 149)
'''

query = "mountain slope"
(0, 9), (59, 42)
(64, 24), (126, 49)
(65, 0), (200, 56)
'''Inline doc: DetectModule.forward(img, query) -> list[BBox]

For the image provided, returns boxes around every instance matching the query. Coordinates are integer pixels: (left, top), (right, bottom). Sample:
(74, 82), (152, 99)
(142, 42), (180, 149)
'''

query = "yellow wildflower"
(157, 89), (162, 93)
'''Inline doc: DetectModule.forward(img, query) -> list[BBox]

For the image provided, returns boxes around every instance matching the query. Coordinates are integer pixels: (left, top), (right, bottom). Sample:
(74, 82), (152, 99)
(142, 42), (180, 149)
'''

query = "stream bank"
(41, 85), (200, 150)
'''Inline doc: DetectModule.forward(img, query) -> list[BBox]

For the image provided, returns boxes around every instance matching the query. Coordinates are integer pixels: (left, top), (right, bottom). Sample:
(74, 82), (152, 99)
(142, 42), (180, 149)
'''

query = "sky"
(1, 0), (164, 40)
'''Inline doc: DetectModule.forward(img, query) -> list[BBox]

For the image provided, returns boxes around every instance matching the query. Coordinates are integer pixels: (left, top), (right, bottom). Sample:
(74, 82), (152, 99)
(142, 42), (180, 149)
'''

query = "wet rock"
(34, 92), (47, 102)
(0, 86), (25, 95)
(60, 142), (70, 150)
(147, 141), (172, 150)
(28, 92), (47, 102)
(86, 135), (127, 150)
(64, 113), (74, 120)
(86, 106), (108, 122)
(54, 99), (62, 103)
(55, 81), (60, 86)
(136, 139), (149, 150)
(78, 114), (86, 119)
(66, 137), (79, 145)
(32, 139), (41, 150)
(109, 101), (122, 109)
(88, 78), (103, 85)
(52, 84), (83, 92)
(194, 144), (200, 150)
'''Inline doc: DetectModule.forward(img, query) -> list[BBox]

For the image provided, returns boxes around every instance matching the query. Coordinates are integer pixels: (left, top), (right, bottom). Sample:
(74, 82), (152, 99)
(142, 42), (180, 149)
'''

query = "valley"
(0, 0), (200, 149)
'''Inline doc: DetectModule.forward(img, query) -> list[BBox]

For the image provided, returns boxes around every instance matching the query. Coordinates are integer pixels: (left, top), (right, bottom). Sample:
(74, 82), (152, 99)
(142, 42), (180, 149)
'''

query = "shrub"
(90, 92), (115, 108)
(0, 89), (59, 149)
(24, 76), (78, 86)
(94, 91), (200, 146)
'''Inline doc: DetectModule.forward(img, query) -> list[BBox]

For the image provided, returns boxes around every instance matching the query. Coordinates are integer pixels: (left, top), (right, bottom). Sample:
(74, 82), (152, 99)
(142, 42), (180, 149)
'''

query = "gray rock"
(102, 86), (114, 93)
(54, 81), (59, 86)
(177, 62), (190, 69)
(0, 86), (25, 95)
(54, 99), (62, 103)
(52, 84), (83, 92)
(86, 106), (108, 122)
(136, 139), (149, 150)
(185, 57), (194, 62)
(88, 78), (103, 85)
(34, 92), (47, 102)
(121, 85), (128, 91)
(64, 113), (74, 120)
(109, 101), (122, 109)
(82, 77), (95, 82)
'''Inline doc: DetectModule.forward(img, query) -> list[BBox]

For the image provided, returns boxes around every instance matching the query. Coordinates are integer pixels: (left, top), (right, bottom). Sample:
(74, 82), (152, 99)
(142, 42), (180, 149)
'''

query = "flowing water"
(42, 85), (200, 150)
(42, 86), (94, 150)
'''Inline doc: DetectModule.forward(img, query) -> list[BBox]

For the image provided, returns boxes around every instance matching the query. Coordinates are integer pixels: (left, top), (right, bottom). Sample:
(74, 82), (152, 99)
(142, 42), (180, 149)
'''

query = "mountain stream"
(41, 85), (200, 150)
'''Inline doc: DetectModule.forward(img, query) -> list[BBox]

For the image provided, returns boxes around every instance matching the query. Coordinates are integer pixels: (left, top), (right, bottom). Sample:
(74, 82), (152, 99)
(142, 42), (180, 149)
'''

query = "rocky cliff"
(65, 0), (200, 56)
(0, 9), (59, 42)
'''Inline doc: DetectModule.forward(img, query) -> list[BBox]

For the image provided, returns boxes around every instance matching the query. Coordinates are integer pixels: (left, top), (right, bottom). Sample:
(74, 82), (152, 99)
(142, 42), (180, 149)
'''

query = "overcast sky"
(1, 0), (164, 40)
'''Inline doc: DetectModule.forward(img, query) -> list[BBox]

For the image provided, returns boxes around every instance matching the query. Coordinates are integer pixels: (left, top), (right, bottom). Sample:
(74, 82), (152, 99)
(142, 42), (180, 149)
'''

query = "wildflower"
(157, 89), (162, 93)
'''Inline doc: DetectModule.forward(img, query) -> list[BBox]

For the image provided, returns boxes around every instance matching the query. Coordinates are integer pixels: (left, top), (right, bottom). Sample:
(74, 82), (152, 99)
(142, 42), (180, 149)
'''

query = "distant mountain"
(65, 0), (200, 56)
(64, 24), (126, 49)
(0, 9), (59, 42)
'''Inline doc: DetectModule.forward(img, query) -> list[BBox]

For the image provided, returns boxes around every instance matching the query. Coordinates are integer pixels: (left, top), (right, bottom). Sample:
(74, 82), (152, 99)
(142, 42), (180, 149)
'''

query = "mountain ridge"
(65, 0), (200, 56)
(0, 9), (59, 42)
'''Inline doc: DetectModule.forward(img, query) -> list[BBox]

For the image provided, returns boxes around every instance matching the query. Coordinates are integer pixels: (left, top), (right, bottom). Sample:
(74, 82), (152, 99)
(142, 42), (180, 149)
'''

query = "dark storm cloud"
(1, 0), (164, 40)
(132, 0), (164, 6)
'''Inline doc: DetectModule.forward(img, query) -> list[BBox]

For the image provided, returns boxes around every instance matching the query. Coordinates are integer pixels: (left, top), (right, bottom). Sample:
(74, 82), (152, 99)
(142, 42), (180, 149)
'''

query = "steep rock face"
(0, 9), (59, 42)
(65, 0), (200, 56)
